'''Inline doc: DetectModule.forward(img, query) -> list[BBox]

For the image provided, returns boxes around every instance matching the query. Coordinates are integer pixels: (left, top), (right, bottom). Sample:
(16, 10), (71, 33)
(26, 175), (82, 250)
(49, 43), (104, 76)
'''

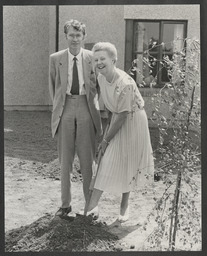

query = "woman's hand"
(98, 139), (109, 155)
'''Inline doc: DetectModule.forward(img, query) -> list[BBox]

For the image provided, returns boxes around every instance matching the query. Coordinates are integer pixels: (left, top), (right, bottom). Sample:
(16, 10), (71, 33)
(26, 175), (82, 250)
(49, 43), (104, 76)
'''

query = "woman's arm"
(100, 111), (128, 154)
(105, 111), (128, 142)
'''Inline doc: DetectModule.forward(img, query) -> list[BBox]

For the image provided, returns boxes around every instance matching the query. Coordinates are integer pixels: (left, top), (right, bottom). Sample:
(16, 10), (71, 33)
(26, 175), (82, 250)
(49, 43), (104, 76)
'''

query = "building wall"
(3, 6), (52, 110)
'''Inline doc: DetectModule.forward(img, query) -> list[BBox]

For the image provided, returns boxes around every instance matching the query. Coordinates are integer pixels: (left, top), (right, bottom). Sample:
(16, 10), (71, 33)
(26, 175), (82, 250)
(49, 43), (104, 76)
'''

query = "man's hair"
(64, 19), (86, 36)
(92, 42), (118, 62)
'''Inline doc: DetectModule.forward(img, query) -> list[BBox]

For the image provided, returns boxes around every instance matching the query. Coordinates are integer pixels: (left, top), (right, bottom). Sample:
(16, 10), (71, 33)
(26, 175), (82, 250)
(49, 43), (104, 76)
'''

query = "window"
(125, 20), (187, 87)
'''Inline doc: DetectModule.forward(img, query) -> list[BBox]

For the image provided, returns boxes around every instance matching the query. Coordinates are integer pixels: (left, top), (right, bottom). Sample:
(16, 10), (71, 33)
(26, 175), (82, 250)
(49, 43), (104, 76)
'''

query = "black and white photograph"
(2, 2), (203, 253)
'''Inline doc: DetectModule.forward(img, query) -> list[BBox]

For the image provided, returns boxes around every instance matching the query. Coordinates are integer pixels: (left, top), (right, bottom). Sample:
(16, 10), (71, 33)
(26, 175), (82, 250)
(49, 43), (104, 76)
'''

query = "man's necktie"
(71, 57), (79, 95)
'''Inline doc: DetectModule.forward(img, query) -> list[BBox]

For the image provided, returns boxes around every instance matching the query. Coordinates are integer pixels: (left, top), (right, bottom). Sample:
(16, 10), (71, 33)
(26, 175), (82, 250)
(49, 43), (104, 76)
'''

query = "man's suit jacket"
(49, 48), (102, 138)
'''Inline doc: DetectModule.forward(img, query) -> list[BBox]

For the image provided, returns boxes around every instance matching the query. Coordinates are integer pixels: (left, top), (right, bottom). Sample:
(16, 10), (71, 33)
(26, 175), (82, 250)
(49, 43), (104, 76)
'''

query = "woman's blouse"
(98, 68), (145, 115)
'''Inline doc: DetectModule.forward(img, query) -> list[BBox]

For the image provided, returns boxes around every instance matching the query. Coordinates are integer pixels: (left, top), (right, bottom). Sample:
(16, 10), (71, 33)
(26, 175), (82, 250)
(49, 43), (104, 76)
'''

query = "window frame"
(125, 19), (188, 87)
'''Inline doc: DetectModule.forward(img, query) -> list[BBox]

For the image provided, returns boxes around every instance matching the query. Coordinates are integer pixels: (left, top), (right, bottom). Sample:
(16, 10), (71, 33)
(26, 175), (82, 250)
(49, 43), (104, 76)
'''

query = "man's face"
(66, 26), (85, 53)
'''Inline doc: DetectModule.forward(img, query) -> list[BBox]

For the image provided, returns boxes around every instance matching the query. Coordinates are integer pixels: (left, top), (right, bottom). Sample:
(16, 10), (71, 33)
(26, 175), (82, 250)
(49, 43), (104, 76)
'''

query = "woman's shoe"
(118, 206), (129, 222)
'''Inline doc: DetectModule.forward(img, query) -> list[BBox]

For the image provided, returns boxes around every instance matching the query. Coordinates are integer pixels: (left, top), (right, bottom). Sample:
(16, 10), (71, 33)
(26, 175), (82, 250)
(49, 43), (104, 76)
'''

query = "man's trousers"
(57, 94), (96, 208)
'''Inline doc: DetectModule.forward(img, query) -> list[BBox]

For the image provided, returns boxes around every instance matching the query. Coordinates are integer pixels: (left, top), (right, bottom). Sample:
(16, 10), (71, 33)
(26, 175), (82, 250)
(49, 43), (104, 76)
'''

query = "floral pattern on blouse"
(116, 74), (144, 116)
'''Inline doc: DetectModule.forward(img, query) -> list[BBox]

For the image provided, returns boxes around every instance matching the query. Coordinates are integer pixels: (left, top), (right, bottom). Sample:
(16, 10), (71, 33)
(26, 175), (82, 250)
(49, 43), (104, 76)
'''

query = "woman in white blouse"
(87, 42), (154, 222)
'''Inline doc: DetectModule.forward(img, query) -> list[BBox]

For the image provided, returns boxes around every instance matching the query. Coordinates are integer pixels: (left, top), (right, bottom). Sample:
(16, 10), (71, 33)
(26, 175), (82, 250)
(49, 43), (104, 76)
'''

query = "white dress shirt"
(66, 48), (86, 95)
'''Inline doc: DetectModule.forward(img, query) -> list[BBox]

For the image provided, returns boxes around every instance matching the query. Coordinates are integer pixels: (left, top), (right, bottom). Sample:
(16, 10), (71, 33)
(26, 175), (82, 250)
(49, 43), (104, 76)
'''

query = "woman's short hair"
(64, 19), (86, 36)
(92, 42), (118, 62)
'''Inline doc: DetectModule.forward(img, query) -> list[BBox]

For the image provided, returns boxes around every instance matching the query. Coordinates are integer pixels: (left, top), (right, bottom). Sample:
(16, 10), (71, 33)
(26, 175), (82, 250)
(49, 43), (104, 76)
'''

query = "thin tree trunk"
(171, 169), (182, 251)
(187, 85), (195, 131)
(169, 206), (174, 250)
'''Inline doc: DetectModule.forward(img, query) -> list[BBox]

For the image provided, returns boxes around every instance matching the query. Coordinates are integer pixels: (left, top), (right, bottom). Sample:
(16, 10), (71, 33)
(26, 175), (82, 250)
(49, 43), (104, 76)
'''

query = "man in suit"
(49, 19), (102, 217)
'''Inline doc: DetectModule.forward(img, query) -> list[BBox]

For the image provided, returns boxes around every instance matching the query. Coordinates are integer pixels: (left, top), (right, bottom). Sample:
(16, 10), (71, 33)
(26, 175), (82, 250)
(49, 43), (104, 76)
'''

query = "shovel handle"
(84, 123), (110, 216)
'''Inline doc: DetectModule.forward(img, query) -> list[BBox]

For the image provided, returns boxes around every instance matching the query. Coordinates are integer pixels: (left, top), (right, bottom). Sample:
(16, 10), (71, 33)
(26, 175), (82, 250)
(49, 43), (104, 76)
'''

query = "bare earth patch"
(4, 111), (201, 251)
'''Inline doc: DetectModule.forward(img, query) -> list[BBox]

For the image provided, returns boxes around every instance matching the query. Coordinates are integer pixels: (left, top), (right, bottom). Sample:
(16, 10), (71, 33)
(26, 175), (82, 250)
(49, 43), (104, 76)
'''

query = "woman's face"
(93, 50), (115, 76)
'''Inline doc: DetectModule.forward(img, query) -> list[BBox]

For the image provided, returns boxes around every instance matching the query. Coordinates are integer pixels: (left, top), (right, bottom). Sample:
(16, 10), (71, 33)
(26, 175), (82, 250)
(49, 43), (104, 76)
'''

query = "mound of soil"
(5, 214), (123, 252)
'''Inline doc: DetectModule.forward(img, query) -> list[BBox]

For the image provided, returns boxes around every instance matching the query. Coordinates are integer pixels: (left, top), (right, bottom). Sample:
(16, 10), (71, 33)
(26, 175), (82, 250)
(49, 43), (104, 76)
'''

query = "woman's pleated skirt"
(94, 109), (154, 194)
